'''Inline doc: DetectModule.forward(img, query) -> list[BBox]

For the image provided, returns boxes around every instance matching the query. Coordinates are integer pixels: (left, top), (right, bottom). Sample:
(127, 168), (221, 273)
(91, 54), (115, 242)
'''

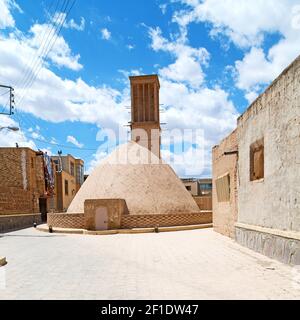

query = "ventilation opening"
(250, 138), (264, 181)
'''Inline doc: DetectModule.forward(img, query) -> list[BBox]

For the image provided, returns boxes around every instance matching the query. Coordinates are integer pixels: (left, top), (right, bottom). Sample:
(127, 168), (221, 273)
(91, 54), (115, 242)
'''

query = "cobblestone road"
(0, 227), (299, 300)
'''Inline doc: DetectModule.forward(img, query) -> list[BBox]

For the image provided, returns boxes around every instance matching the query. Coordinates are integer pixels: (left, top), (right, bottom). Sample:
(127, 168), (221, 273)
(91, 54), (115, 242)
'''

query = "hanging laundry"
(43, 152), (55, 196)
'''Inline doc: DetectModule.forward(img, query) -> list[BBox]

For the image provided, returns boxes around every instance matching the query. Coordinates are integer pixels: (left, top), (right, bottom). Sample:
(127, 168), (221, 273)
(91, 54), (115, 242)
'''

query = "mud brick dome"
(47, 75), (211, 231)
(68, 142), (200, 215)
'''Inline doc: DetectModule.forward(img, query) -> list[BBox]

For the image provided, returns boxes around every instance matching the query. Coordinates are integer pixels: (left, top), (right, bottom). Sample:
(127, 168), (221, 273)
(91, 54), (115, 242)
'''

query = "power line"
(13, 0), (77, 136)
(0, 97), (10, 114)
(14, 1), (75, 134)
(8, 0), (86, 155)
(28, 136), (98, 152)
(14, 0), (64, 92)
(15, 0), (71, 107)
(0, 89), (10, 98)
(12, 0), (69, 132)
(13, 129), (98, 152)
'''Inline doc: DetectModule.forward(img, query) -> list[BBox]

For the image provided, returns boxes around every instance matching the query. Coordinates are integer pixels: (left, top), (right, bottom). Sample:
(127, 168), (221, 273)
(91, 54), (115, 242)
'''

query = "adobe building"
(198, 179), (212, 196)
(181, 178), (199, 196)
(213, 55), (300, 264)
(182, 178), (213, 211)
(47, 75), (212, 231)
(51, 154), (84, 212)
(0, 147), (55, 232)
(212, 130), (238, 239)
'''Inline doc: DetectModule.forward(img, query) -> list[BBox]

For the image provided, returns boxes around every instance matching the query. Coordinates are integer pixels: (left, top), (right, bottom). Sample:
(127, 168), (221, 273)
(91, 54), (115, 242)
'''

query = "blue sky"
(1, 0), (300, 177)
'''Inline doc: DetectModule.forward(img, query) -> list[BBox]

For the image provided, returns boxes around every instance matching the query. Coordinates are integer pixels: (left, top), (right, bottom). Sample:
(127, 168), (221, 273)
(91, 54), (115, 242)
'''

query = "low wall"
(47, 211), (212, 230)
(121, 212), (212, 229)
(47, 213), (85, 229)
(235, 223), (300, 265)
(0, 213), (41, 233)
(193, 196), (212, 211)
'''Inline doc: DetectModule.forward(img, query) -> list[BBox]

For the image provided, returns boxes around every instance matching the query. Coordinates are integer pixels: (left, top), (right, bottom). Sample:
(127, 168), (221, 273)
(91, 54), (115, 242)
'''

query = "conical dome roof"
(68, 142), (200, 215)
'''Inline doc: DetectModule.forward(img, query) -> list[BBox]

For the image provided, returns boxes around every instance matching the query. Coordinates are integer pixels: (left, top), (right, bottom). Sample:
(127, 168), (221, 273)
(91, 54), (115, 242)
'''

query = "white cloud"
(126, 44), (135, 50)
(0, 18), (129, 136)
(173, 0), (294, 48)
(52, 12), (85, 31)
(173, 0), (300, 100)
(143, 24), (239, 177)
(244, 91), (259, 105)
(159, 4), (168, 15)
(0, 0), (21, 29)
(160, 81), (237, 135)
(87, 150), (108, 174)
(0, 115), (36, 149)
(148, 26), (209, 88)
(0, 1), (238, 178)
(31, 131), (45, 141)
(28, 23), (83, 71)
(101, 28), (111, 40)
(67, 135), (84, 148)
(235, 47), (277, 91)
(118, 69), (141, 78)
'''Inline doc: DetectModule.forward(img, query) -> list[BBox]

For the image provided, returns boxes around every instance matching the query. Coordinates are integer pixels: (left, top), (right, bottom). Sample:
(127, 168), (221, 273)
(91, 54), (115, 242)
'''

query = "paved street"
(0, 227), (299, 300)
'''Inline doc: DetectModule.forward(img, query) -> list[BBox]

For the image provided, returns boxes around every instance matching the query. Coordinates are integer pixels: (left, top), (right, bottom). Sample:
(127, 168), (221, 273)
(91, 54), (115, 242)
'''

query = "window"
(64, 180), (69, 196)
(70, 161), (75, 176)
(76, 164), (84, 185)
(53, 160), (59, 172)
(250, 138), (264, 181)
(216, 174), (230, 202)
(200, 183), (212, 190)
(186, 186), (192, 191)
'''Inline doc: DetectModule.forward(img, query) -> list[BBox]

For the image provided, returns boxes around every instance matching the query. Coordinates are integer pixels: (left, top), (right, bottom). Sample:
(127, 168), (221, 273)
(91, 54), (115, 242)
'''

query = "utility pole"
(0, 84), (15, 115)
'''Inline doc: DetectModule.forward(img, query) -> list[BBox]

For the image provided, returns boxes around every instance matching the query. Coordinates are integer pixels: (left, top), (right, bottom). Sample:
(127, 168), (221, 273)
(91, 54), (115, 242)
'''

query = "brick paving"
(0, 227), (299, 300)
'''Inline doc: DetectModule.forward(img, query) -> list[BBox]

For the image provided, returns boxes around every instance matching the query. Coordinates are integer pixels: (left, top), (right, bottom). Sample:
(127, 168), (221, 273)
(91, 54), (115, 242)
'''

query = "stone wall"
(212, 129), (238, 238)
(0, 213), (41, 233)
(236, 224), (300, 265)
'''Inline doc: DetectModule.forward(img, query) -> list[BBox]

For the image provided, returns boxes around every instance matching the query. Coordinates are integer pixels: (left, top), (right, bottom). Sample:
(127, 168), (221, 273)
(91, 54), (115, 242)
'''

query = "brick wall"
(0, 148), (47, 215)
(212, 129), (238, 238)
(193, 196), (212, 211)
(47, 211), (212, 230)
(47, 212), (85, 229)
(0, 186), (36, 215)
(121, 212), (212, 229)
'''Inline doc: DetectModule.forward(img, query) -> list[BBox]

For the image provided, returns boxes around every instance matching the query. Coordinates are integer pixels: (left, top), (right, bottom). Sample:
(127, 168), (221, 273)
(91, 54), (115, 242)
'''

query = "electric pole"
(0, 84), (15, 115)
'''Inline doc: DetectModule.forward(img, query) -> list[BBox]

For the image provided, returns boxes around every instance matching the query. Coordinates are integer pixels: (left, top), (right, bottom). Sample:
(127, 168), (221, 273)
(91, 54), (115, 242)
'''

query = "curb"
(36, 223), (213, 236)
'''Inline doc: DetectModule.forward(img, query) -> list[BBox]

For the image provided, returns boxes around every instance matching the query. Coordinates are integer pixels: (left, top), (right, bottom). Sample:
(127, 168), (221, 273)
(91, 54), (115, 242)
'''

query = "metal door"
(95, 207), (108, 230)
